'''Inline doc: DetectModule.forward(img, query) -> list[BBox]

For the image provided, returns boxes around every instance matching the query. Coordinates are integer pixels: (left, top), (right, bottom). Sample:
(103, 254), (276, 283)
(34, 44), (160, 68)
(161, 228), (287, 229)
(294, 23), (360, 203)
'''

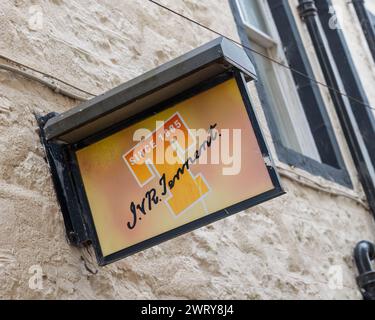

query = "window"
(236, 0), (321, 162)
(231, 0), (351, 187)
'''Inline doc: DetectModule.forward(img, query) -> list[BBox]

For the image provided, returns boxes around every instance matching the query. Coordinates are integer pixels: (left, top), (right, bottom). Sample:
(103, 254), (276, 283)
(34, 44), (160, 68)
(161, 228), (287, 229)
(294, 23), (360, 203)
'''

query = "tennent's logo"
(122, 113), (242, 230)
(123, 113), (211, 218)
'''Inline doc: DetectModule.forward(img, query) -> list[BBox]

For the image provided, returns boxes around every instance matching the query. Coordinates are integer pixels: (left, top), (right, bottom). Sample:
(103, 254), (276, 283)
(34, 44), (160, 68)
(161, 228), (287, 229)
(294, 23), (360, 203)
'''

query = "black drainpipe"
(354, 241), (375, 300)
(297, 0), (375, 218)
(315, 0), (375, 169)
(352, 0), (375, 63)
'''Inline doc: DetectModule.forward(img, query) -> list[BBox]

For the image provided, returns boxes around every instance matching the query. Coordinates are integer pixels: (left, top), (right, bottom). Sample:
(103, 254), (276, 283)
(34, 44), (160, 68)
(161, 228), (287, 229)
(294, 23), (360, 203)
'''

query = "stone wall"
(0, 0), (374, 299)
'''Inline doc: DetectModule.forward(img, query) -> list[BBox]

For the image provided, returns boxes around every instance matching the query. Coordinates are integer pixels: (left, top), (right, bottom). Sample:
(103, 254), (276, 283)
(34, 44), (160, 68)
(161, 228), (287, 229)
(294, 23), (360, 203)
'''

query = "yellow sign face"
(76, 78), (275, 259)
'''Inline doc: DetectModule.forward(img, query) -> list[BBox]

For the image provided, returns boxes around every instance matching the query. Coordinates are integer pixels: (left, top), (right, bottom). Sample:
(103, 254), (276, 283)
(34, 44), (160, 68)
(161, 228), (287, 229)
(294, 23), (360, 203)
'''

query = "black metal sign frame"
(37, 38), (284, 266)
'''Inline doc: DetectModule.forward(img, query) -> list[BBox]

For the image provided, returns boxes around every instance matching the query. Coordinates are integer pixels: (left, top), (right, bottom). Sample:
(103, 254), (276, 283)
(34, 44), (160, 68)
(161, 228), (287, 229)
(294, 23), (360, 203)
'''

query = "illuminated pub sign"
(38, 37), (284, 265)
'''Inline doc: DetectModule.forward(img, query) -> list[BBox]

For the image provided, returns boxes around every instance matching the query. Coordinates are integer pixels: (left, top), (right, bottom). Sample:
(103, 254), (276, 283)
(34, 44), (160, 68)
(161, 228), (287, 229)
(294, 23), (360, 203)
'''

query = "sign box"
(38, 38), (284, 265)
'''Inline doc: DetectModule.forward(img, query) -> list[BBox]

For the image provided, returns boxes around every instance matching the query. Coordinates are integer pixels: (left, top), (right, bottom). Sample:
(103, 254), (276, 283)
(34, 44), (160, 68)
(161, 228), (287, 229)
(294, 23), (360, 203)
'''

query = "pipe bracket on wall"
(36, 113), (91, 247)
(354, 241), (375, 300)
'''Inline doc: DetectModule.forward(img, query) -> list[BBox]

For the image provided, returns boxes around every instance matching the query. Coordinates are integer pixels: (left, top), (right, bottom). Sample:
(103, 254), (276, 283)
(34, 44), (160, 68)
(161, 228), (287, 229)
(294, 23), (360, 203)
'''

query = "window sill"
(273, 144), (369, 209)
(274, 142), (352, 189)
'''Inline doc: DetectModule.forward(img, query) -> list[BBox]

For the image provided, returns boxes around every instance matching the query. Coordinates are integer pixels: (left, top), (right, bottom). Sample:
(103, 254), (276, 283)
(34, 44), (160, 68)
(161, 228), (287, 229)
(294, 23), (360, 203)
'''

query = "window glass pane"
(237, 0), (268, 34)
(251, 43), (302, 152)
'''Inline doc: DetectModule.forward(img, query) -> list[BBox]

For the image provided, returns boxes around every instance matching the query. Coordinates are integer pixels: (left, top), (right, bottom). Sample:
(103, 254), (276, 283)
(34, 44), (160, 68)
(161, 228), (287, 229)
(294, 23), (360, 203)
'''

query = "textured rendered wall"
(0, 0), (374, 299)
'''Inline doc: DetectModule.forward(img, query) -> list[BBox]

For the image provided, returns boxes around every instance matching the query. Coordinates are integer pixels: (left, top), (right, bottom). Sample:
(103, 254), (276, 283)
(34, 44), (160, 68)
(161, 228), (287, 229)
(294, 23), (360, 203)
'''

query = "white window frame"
(236, 0), (321, 162)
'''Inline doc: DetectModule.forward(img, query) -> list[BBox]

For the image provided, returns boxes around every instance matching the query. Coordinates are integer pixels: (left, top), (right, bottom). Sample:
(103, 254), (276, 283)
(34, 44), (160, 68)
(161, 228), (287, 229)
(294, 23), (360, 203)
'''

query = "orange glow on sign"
(76, 78), (275, 258)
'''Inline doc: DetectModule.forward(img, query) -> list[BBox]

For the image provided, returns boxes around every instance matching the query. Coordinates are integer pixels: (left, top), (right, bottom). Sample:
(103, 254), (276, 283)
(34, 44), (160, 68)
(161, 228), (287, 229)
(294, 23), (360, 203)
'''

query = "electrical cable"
(0, 5), (369, 204)
(148, 0), (375, 112)
(147, 0), (373, 206)
(0, 54), (96, 97)
(2, 1), (375, 112)
(2, 1), (375, 111)
(0, 63), (89, 101)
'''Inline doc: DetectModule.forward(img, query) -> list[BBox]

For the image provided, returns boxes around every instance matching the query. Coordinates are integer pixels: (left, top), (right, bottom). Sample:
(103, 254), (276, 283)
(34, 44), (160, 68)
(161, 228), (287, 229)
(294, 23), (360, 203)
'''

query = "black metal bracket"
(37, 113), (90, 246)
(298, 0), (318, 20)
(354, 241), (375, 300)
